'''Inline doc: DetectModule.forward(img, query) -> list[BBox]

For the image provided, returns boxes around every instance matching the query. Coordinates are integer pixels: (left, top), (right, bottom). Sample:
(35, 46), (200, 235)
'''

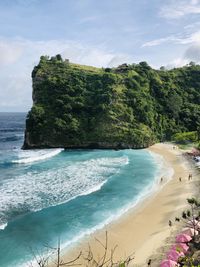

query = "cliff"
(23, 56), (200, 149)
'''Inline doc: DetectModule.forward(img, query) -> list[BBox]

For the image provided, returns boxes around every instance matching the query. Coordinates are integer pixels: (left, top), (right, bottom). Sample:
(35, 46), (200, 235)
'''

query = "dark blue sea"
(0, 112), (171, 267)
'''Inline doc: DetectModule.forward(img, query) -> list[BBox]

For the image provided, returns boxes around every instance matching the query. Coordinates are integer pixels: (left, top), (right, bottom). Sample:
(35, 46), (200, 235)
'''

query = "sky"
(1, 0), (200, 111)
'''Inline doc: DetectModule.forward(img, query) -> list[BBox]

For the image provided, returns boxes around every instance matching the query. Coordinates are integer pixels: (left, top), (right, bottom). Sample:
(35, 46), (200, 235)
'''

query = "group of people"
(160, 173), (193, 183)
(178, 173), (193, 182)
(168, 172), (193, 228)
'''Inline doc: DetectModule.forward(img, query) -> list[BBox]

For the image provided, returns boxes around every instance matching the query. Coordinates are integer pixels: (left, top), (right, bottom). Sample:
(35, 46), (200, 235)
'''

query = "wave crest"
(12, 148), (64, 164)
(0, 223), (7, 230)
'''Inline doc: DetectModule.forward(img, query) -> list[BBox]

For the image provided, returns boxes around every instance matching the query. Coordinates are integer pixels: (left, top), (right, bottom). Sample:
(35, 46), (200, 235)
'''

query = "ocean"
(0, 112), (172, 267)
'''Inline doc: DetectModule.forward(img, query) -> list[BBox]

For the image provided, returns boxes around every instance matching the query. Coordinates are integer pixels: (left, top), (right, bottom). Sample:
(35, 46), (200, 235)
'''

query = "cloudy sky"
(1, 0), (200, 111)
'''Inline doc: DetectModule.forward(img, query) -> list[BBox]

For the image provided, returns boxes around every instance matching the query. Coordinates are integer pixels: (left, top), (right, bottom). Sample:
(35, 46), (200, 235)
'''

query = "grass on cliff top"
(70, 63), (103, 73)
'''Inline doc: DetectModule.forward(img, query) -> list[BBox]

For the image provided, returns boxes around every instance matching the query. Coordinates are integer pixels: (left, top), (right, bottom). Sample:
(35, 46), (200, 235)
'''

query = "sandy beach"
(53, 143), (199, 267)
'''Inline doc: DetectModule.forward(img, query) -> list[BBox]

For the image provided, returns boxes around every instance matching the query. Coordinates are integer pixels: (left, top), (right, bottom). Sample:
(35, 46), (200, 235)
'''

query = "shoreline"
(51, 143), (198, 267)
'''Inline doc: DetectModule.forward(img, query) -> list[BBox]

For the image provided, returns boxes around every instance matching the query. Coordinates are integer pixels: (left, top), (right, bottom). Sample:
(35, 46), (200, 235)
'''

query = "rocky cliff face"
(23, 56), (200, 149)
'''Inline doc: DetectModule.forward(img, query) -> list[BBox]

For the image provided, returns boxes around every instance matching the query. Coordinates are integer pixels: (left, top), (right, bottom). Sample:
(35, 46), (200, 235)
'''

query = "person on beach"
(179, 177), (182, 182)
(188, 173), (192, 180)
(160, 177), (163, 183)
(169, 220), (172, 227)
(147, 259), (151, 266)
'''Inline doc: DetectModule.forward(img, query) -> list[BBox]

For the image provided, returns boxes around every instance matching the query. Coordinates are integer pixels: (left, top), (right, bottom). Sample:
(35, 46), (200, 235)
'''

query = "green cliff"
(23, 56), (200, 149)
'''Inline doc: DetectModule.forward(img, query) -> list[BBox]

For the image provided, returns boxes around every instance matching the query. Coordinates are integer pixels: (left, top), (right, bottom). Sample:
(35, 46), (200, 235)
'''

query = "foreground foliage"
(175, 198), (200, 267)
(28, 232), (134, 267)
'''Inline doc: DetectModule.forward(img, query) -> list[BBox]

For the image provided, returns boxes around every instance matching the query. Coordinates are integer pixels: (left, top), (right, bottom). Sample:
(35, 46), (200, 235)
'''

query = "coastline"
(51, 143), (199, 267)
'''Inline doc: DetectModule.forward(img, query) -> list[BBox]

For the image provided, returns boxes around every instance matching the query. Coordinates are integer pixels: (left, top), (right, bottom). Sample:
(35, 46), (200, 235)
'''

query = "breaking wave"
(12, 148), (64, 164)
(0, 156), (129, 226)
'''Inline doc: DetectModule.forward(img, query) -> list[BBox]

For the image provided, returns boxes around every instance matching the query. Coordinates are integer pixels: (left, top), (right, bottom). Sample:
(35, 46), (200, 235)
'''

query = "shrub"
(172, 131), (198, 144)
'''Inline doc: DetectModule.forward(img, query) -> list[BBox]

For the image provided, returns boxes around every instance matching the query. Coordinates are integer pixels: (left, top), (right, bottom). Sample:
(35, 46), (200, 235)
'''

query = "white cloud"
(107, 55), (133, 67)
(166, 58), (189, 69)
(184, 21), (200, 30)
(163, 43), (200, 69)
(179, 31), (200, 44)
(142, 36), (176, 47)
(0, 41), (23, 65)
(159, 0), (200, 19)
(0, 38), (132, 111)
(184, 43), (200, 62)
(142, 30), (200, 47)
(0, 37), (131, 68)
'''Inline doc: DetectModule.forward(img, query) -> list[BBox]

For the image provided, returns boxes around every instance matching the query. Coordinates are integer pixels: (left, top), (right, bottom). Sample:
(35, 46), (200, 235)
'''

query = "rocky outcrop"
(23, 56), (200, 149)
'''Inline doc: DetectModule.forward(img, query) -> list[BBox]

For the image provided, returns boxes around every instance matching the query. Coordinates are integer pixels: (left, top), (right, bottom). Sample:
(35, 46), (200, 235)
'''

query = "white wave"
(0, 156), (128, 223)
(78, 180), (108, 197)
(12, 148), (64, 164)
(0, 223), (7, 230)
(148, 150), (174, 187)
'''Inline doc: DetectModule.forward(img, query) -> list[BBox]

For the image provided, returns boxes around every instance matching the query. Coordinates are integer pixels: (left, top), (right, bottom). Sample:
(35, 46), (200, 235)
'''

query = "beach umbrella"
(172, 243), (189, 253)
(160, 259), (179, 267)
(182, 227), (198, 236)
(187, 219), (200, 229)
(167, 249), (184, 262)
(176, 233), (192, 243)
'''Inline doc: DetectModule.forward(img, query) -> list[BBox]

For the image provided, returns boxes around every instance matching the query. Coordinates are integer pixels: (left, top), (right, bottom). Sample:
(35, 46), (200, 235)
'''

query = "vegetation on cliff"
(23, 55), (200, 149)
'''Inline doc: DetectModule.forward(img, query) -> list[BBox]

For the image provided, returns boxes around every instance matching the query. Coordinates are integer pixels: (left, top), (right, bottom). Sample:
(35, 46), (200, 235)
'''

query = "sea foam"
(0, 155), (128, 226)
(12, 148), (64, 164)
(0, 223), (7, 230)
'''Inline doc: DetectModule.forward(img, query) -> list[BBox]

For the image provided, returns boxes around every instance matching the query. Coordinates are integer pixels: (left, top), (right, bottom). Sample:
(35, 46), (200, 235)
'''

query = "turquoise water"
(0, 113), (164, 267)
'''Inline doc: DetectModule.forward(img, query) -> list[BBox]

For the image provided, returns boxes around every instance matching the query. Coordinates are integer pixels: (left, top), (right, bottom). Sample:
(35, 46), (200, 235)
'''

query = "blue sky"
(1, 0), (200, 111)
